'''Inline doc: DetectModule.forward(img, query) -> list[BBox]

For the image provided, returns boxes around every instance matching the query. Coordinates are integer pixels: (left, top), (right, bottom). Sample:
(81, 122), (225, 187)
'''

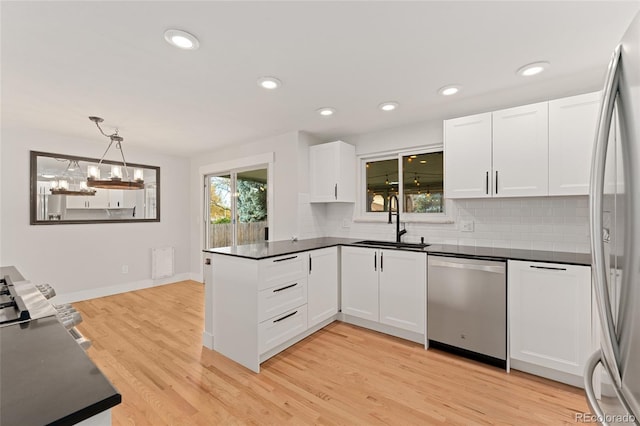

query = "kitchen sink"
(353, 240), (430, 250)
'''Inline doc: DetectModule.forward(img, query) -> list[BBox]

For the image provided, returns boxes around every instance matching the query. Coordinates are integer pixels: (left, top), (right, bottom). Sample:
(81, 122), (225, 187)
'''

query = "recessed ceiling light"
(438, 85), (461, 96)
(316, 107), (336, 116)
(378, 102), (399, 112)
(517, 61), (550, 77)
(164, 29), (200, 50)
(257, 76), (282, 90)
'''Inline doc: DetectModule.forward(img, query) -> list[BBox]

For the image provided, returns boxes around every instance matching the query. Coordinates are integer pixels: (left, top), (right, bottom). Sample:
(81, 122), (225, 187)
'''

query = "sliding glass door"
(206, 167), (268, 248)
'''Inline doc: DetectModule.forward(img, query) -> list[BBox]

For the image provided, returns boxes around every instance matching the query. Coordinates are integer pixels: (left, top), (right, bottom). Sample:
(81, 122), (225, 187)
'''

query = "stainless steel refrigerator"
(586, 10), (640, 426)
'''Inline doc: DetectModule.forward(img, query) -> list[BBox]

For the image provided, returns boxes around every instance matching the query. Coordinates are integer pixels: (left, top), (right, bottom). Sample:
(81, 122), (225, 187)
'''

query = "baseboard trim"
(52, 273), (193, 303)
(338, 313), (425, 345)
(202, 331), (214, 349)
(510, 358), (585, 388)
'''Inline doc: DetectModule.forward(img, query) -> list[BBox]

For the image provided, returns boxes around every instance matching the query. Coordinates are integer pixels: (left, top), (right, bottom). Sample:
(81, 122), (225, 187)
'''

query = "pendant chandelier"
(87, 116), (144, 190)
(50, 159), (97, 196)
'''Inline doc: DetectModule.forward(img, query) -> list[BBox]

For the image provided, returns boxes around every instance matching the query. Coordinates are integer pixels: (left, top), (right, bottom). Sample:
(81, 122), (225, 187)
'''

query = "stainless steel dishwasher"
(427, 255), (506, 368)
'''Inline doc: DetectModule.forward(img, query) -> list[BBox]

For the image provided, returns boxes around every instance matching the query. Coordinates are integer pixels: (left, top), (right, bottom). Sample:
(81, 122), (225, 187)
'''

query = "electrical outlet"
(121, 265), (129, 274)
(460, 220), (474, 232)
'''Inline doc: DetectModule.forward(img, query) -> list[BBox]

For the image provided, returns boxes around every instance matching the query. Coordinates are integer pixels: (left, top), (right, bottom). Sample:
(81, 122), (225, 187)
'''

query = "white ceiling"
(2, 1), (639, 157)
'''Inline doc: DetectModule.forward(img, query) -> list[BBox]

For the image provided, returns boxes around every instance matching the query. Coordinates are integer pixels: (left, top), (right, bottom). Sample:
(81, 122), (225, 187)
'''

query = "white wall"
(189, 130), (328, 280)
(0, 127), (191, 301)
(325, 120), (591, 253)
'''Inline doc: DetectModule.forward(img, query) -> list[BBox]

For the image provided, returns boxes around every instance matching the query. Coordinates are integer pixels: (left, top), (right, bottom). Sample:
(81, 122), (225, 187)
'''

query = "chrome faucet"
(388, 194), (407, 243)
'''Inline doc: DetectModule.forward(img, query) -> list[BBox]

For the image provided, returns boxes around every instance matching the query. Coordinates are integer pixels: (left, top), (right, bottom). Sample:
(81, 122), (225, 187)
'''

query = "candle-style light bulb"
(87, 165), (100, 180)
(111, 165), (122, 180)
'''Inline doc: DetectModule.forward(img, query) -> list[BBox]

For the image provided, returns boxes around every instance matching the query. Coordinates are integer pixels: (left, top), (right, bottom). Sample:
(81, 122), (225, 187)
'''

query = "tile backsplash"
(318, 196), (591, 253)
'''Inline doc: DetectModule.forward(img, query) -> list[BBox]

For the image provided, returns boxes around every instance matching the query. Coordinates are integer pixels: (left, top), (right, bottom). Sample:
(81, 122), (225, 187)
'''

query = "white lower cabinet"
(508, 260), (592, 385)
(341, 246), (379, 321)
(212, 248), (340, 373)
(258, 279), (307, 323)
(379, 250), (426, 334)
(341, 246), (426, 334)
(307, 247), (339, 328)
(258, 305), (308, 354)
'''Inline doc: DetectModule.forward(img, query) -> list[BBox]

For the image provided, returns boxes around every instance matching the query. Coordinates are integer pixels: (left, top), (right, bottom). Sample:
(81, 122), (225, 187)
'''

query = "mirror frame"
(30, 150), (161, 225)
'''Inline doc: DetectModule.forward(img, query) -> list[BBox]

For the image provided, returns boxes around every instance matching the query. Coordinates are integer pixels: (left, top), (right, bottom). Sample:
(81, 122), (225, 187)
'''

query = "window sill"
(353, 216), (455, 225)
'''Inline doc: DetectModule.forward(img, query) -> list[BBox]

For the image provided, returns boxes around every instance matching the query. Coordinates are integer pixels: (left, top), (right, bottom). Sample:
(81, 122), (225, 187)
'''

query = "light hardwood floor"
(75, 280), (590, 425)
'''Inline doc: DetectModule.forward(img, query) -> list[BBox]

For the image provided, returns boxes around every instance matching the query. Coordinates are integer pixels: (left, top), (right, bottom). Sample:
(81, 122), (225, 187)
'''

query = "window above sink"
(357, 146), (449, 223)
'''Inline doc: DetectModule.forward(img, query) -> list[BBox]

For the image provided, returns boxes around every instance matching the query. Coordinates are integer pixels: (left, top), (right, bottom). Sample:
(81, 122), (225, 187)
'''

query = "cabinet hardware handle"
(334, 184), (338, 200)
(273, 311), (297, 323)
(273, 256), (297, 263)
(273, 283), (298, 292)
(495, 171), (499, 194)
(485, 171), (489, 195)
(374, 252), (377, 271)
(530, 265), (567, 271)
(309, 254), (312, 274)
(381, 252), (384, 272)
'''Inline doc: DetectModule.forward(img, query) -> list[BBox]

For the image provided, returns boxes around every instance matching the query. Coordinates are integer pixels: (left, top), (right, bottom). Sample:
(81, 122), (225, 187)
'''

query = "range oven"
(0, 274), (90, 349)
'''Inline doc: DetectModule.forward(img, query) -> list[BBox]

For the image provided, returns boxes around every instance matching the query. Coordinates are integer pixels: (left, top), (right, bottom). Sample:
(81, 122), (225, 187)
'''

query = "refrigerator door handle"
(589, 44), (623, 388)
(585, 350), (638, 425)
(585, 351), (609, 426)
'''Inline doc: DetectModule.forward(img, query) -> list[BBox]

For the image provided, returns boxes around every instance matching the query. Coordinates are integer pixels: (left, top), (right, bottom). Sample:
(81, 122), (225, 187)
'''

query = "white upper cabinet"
(66, 189), (110, 209)
(548, 92), (601, 195)
(444, 112), (493, 198)
(309, 141), (356, 203)
(444, 92), (600, 199)
(493, 102), (549, 197)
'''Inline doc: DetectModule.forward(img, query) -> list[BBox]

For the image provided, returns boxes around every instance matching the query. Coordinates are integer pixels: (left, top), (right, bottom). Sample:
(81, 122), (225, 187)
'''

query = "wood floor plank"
(74, 281), (590, 425)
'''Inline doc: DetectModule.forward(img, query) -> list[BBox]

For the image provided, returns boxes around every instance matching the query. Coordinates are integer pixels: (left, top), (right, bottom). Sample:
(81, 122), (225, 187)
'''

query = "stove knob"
(54, 303), (72, 310)
(36, 283), (56, 299)
(58, 311), (83, 328)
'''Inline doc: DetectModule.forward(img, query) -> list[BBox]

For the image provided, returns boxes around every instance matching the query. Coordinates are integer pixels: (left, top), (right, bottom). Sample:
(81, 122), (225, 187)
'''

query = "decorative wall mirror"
(30, 151), (160, 224)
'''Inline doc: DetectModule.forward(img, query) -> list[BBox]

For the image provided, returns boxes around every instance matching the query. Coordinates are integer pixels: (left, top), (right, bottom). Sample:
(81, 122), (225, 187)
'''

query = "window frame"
(356, 146), (450, 223)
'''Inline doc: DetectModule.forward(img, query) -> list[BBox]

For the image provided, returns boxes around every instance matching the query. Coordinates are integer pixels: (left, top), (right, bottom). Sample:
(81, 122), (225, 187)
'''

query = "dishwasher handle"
(429, 258), (505, 274)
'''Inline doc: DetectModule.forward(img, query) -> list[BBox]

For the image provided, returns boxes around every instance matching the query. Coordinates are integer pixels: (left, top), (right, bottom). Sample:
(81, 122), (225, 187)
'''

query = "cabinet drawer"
(259, 305), (308, 354)
(258, 278), (307, 322)
(258, 254), (307, 290)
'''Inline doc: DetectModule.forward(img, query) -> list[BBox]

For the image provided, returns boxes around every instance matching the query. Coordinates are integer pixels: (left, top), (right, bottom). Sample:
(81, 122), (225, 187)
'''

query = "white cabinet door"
(307, 247), (339, 328)
(444, 112), (493, 199)
(66, 195), (90, 209)
(108, 190), (124, 208)
(379, 250), (426, 333)
(123, 190), (139, 208)
(493, 102), (549, 197)
(549, 91), (601, 195)
(309, 141), (356, 203)
(87, 189), (110, 208)
(341, 246), (379, 321)
(508, 260), (592, 377)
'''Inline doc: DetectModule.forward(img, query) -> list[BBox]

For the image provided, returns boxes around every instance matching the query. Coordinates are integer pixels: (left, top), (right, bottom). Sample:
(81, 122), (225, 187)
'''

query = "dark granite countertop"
(424, 244), (592, 266)
(204, 237), (592, 266)
(1, 266), (120, 425)
(205, 237), (362, 260)
(0, 313), (121, 426)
